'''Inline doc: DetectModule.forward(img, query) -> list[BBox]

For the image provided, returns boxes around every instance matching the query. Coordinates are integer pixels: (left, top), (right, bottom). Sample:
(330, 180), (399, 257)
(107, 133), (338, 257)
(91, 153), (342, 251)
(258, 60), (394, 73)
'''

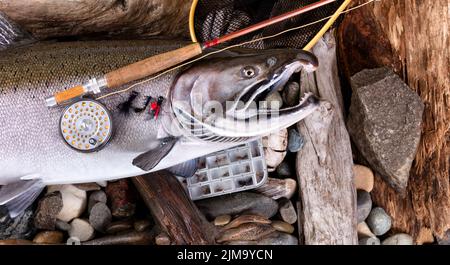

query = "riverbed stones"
(347, 67), (424, 192)
(263, 129), (288, 172)
(105, 220), (134, 234)
(214, 215), (231, 226)
(223, 215), (271, 230)
(271, 220), (294, 234)
(282, 81), (300, 107)
(255, 177), (296, 200)
(1, 206), (35, 240)
(33, 231), (64, 244)
(287, 128), (304, 152)
(357, 190), (372, 223)
(133, 219), (151, 232)
(47, 185), (87, 222)
(89, 202), (112, 232)
(33, 191), (63, 230)
(357, 222), (376, 238)
(88, 190), (107, 213)
(382, 233), (414, 245)
(69, 218), (95, 242)
(278, 198), (297, 224)
(276, 162), (292, 177)
(359, 236), (381, 245)
(105, 179), (136, 218)
(196, 192), (278, 219)
(353, 165), (374, 192)
(366, 207), (392, 236)
(217, 223), (275, 243)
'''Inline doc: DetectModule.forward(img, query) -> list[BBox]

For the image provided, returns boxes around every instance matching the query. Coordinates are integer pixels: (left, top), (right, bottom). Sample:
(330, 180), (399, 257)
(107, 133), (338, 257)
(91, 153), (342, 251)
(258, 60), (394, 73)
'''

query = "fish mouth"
(232, 60), (305, 117)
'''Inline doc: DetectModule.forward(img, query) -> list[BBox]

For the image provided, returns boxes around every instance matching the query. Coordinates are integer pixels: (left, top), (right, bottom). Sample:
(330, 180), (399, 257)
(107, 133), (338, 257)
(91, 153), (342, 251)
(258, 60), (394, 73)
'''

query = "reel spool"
(59, 99), (113, 152)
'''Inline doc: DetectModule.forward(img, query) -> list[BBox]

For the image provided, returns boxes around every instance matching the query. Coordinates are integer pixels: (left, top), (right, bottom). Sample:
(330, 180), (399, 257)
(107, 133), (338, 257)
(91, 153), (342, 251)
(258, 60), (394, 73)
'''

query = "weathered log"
(337, 0), (450, 244)
(132, 171), (216, 245)
(0, 0), (191, 40)
(296, 33), (357, 245)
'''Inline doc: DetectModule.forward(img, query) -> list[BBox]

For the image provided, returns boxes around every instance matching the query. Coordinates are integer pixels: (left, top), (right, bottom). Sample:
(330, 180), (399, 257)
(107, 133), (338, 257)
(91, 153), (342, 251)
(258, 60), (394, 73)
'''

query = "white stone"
(48, 185), (87, 222)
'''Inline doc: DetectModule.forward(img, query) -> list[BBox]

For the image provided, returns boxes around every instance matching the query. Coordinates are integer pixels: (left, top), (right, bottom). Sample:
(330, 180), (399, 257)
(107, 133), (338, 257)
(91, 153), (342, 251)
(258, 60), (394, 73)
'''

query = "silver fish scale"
(0, 40), (188, 184)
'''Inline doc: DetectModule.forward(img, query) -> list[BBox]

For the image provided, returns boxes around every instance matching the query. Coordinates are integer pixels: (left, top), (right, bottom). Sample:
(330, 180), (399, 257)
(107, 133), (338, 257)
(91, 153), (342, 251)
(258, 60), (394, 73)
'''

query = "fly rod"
(45, 0), (336, 107)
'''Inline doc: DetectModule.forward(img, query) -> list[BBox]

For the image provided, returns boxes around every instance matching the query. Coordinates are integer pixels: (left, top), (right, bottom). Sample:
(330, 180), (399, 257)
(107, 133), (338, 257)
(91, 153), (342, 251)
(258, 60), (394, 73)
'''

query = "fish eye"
(241, 66), (257, 78)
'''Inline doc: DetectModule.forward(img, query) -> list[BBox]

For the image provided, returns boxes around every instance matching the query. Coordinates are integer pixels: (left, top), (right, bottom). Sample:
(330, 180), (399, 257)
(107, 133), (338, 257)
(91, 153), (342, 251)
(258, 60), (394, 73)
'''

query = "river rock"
(89, 202), (112, 232)
(287, 128), (304, 152)
(33, 191), (63, 230)
(155, 232), (171, 245)
(134, 219), (152, 232)
(196, 192), (278, 219)
(0, 239), (34, 245)
(357, 222), (376, 238)
(83, 230), (155, 245)
(347, 67), (424, 192)
(282, 81), (300, 107)
(353, 165), (374, 192)
(265, 91), (283, 109)
(33, 231), (64, 244)
(255, 177), (297, 200)
(217, 223), (275, 243)
(357, 190), (372, 223)
(276, 162), (292, 177)
(263, 129), (288, 172)
(88, 190), (107, 213)
(1, 205), (35, 240)
(47, 185), (87, 222)
(366, 207), (392, 236)
(223, 215), (271, 230)
(55, 220), (71, 231)
(359, 237), (380, 245)
(437, 230), (450, 245)
(279, 198), (297, 224)
(271, 220), (294, 234)
(214, 215), (231, 226)
(69, 218), (95, 242)
(225, 232), (298, 245)
(105, 220), (134, 234)
(382, 233), (414, 245)
(106, 179), (136, 218)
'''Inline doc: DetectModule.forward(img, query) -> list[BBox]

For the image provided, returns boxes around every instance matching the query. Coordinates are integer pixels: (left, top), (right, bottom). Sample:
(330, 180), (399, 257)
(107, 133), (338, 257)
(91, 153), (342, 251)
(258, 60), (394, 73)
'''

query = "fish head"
(170, 49), (320, 140)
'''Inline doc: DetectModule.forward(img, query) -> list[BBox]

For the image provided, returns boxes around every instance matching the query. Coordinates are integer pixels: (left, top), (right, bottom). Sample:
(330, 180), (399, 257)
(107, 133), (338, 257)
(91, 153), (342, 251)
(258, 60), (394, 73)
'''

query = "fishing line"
(97, 0), (378, 101)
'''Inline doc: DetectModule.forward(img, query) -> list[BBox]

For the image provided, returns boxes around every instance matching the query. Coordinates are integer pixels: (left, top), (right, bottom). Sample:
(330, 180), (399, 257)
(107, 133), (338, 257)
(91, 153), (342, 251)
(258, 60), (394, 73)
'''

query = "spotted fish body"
(0, 40), (232, 185)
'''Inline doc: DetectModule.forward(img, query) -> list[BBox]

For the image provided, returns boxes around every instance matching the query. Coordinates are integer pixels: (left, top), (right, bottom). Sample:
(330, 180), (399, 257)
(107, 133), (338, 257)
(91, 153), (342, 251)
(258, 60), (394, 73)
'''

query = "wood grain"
(337, 0), (450, 243)
(296, 33), (357, 245)
(132, 171), (216, 245)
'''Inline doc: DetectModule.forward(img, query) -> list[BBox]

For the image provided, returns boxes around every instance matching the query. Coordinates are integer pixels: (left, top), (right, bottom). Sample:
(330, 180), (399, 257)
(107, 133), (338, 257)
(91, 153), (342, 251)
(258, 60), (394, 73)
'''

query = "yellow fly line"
(188, 0), (353, 51)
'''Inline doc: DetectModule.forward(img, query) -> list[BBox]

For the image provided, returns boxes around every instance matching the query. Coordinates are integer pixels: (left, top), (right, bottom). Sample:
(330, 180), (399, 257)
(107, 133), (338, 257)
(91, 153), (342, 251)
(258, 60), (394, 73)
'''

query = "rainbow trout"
(0, 23), (319, 217)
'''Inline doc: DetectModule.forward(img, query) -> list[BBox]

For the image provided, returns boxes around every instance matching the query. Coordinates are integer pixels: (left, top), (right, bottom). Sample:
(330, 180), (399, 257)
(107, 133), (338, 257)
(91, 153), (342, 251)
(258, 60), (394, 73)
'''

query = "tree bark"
(337, 0), (450, 244)
(296, 33), (357, 245)
(132, 171), (216, 245)
(0, 0), (191, 40)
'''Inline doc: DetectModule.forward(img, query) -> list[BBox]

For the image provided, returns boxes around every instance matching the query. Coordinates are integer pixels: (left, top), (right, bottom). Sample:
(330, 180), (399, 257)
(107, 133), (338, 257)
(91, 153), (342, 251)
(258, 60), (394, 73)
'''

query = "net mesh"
(193, 0), (344, 49)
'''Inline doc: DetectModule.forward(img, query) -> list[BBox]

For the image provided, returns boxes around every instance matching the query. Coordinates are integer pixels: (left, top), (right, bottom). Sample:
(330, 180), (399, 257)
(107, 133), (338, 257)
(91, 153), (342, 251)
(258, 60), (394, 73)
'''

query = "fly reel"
(59, 99), (113, 152)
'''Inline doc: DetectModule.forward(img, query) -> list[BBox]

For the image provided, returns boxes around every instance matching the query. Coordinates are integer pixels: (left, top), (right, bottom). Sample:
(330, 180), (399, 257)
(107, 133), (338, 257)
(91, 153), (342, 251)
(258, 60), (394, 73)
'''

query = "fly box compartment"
(186, 139), (268, 200)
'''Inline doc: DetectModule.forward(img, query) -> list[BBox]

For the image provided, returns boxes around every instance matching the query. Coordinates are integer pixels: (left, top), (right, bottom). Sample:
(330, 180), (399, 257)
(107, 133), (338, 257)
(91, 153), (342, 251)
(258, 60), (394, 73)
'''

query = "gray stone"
(357, 190), (372, 223)
(279, 198), (297, 224)
(359, 237), (380, 245)
(347, 67), (424, 192)
(282, 82), (300, 107)
(55, 220), (71, 231)
(33, 191), (63, 230)
(88, 190), (107, 214)
(105, 220), (134, 234)
(382, 233), (414, 245)
(69, 218), (95, 242)
(276, 162), (292, 177)
(258, 232), (298, 245)
(89, 202), (112, 232)
(366, 207), (392, 236)
(196, 192), (278, 219)
(255, 177), (297, 200)
(1, 206), (35, 240)
(287, 128), (304, 152)
(265, 91), (283, 109)
(437, 230), (450, 245)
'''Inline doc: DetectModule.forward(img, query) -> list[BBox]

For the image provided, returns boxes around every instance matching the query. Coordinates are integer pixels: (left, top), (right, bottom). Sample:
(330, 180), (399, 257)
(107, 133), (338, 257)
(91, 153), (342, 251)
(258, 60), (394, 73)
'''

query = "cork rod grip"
(105, 43), (203, 88)
(54, 85), (86, 104)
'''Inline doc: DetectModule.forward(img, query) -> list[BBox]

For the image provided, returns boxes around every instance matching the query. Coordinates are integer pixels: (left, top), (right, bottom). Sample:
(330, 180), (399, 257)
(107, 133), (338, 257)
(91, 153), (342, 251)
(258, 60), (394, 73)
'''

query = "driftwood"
(132, 171), (216, 245)
(296, 33), (357, 245)
(0, 0), (191, 40)
(337, 0), (450, 244)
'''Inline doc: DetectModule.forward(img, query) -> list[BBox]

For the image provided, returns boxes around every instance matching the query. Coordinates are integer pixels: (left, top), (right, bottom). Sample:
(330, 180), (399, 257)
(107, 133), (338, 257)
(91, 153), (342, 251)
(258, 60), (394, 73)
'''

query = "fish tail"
(0, 178), (45, 218)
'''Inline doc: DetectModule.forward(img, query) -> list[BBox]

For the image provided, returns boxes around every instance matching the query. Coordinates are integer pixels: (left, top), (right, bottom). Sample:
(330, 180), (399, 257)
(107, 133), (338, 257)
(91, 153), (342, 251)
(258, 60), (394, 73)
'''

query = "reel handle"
(46, 43), (203, 107)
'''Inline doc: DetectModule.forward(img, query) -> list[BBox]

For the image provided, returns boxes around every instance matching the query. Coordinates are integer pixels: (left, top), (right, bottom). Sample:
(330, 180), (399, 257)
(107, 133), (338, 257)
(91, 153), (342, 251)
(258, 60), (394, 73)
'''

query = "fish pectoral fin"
(0, 12), (36, 51)
(167, 158), (199, 178)
(0, 178), (45, 218)
(132, 137), (178, 171)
